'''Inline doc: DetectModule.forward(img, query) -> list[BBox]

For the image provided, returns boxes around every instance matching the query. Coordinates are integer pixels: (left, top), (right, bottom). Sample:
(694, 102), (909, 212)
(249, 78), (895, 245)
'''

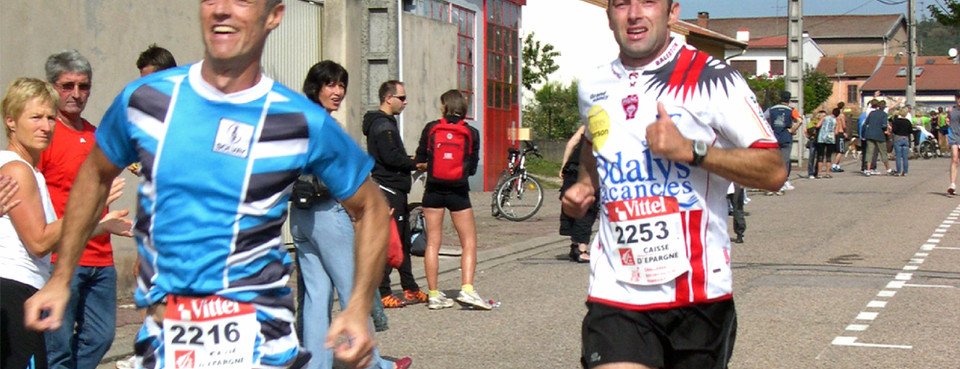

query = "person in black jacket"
(362, 80), (427, 308)
(413, 90), (491, 310)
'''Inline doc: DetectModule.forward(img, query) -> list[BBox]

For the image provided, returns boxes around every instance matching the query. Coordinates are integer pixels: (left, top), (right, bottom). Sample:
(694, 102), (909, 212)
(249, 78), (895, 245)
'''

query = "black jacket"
(362, 110), (417, 193)
(415, 115), (481, 189)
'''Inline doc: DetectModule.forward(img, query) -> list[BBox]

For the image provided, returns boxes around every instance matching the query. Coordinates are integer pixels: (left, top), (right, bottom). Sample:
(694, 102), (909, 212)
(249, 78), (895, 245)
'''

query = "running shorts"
(581, 299), (737, 369)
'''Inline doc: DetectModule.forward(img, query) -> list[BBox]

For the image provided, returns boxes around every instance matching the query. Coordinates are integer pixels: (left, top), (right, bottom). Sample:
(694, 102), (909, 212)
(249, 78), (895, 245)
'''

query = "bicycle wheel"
(490, 170), (510, 217)
(495, 174), (543, 221)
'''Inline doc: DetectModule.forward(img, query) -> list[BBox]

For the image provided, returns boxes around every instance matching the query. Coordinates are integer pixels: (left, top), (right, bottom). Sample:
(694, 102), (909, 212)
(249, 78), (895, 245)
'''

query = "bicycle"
(490, 141), (544, 221)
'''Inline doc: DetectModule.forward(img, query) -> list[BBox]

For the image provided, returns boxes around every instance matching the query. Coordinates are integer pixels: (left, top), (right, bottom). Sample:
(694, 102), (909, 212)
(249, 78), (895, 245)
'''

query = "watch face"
(695, 141), (708, 155)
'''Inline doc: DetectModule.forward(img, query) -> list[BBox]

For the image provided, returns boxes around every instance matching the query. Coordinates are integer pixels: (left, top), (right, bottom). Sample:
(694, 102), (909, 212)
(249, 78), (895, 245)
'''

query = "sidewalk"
(98, 189), (567, 367)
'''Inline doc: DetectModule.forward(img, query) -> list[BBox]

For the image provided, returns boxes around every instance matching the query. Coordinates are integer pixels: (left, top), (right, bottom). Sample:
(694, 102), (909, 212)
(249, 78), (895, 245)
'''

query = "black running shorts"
(422, 185), (472, 212)
(581, 299), (737, 369)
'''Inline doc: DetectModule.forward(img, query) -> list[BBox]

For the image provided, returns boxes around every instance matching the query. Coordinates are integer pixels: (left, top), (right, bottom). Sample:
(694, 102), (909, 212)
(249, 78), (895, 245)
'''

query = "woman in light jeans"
(289, 61), (411, 369)
(891, 107), (913, 176)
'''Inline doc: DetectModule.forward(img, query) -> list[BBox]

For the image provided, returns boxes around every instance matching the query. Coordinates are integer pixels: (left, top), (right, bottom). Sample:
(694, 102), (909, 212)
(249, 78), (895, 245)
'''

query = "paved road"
(100, 156), (960, 368)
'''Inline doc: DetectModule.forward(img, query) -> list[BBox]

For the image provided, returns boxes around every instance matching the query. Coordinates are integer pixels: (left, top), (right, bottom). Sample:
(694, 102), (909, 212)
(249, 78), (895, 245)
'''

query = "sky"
(676, 0), (922, 19)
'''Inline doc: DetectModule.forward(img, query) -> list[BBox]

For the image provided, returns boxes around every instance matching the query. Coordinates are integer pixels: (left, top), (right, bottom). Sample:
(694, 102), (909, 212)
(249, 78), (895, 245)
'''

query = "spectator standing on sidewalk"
(830, 102), (847, 173)
(24, 1), (392, 368)
(363, 80), (428, 309)
(559, 125), (597, 263)
(764, 90), (800, 194)
(41, 49), (126, 369)
(947, 92), (960, 194)
(292, 62), (411, 369)
(891, 107), (913, 176)
(414, 90), (491, 310)
(863, 100), (893, 176)
(815, 110), (836, 178)
(564, 0), (785, 367)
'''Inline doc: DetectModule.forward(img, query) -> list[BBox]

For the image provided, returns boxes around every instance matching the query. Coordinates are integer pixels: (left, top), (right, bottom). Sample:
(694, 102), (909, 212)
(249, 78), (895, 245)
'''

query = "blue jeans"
(894, 138), (910, 174)
(290, 197), (391, 369)
(46, 265), (116, 369)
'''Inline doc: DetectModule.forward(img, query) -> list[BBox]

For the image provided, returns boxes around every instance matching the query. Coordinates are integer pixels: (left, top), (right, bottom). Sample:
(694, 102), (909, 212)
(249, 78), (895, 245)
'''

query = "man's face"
(608, 0), (679, 67)
(318, 81), (346, 113)
(200, 0), (283, 65)
(54, 72), (91, 117)
(388, 84), (407, 115)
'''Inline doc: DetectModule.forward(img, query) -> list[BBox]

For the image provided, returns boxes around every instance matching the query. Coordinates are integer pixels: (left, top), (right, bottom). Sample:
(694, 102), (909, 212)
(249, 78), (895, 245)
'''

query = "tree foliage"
(523, 81), (580, 139)
(918, 18), (960, 56)
(928, 0), (960, 27)
(744, 68), (832, 113)
(521, 32), (560, 91)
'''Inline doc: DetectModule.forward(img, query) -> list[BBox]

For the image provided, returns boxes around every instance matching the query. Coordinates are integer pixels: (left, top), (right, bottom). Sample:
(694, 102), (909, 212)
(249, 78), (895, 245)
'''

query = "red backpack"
(427, 118), (472, 185)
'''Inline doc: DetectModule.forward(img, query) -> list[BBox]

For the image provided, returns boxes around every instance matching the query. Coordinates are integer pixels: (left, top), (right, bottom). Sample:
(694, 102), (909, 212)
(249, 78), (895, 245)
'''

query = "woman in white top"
(0, 77), (131, 369)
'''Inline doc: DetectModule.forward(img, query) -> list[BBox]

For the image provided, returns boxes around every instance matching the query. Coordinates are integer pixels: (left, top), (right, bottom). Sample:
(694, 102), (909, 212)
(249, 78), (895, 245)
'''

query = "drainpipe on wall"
(397, 0), (405, 138)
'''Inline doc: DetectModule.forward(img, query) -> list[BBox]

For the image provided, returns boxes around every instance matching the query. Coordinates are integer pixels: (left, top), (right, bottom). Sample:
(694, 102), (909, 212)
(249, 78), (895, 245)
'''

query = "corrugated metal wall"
(263, 0), (324, 92)
(262, 0), (324, 248)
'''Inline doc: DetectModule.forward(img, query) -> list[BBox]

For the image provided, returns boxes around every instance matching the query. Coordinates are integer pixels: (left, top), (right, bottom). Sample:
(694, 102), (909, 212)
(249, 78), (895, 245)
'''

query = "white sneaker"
(456, 290), (493, 310)
(427, 292), (455, 310)
(115, 356), (137, 369)
(782, 181), (795, 191)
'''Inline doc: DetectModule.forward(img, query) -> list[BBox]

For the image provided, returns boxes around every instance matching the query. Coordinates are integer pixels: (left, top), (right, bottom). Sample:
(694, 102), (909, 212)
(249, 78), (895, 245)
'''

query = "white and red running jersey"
(577, 38), (778, 311)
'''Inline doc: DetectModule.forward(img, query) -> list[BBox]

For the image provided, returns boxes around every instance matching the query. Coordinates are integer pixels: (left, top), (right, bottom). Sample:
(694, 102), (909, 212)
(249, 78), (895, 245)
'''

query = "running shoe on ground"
(394, 356), (413, 369)
(783, 181), (795, 190)
(403, 289), (428, 304)
(427, 292), (455, 310)
(456, 290), (493, 310)
(949, 184), (956, 195)
(381, 294), (406, 309)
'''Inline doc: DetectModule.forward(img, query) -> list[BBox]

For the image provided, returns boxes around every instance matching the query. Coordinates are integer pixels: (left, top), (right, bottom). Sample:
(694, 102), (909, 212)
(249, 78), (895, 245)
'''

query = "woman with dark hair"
(290, 61), (411, 369)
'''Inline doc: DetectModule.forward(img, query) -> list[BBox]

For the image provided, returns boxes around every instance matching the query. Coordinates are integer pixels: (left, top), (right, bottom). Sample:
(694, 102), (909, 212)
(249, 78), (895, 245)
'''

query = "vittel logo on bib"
(596, 150), (696, 206)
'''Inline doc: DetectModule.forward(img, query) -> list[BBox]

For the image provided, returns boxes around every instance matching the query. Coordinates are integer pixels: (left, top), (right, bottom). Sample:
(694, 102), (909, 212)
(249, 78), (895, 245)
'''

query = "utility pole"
(787, 0), (803, 115)
(787, 0), (805, 166)
(907, 0), (917, 106)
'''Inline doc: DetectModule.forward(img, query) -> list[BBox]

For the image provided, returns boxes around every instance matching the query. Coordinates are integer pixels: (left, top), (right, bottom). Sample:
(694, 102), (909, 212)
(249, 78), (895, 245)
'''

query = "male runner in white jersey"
(562, 1), (786, 368)
(25, 1), (390, 368)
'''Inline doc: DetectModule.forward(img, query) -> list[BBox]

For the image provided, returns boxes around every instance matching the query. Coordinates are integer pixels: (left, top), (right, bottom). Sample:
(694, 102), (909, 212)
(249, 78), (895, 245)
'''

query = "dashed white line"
(877, 291), (896, 297)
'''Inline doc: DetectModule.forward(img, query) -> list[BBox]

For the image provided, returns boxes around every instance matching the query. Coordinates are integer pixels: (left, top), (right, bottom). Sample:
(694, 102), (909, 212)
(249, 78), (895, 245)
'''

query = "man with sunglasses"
(40, 49), (127, 369)
(362, 81), (427, 308)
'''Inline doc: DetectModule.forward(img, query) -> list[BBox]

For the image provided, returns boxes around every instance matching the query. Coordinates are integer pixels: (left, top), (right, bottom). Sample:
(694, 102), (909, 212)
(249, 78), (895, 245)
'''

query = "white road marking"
(856, 312), (878, 320)
(877, 291), (896, 297)
(867, 301), (887, 308)
(903, 283), (956, 289)
(831, 336), (912, 349)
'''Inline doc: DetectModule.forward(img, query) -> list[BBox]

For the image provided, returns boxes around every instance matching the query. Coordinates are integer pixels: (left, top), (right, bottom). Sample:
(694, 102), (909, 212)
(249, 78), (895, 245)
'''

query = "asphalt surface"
(98, 154), (960, 368)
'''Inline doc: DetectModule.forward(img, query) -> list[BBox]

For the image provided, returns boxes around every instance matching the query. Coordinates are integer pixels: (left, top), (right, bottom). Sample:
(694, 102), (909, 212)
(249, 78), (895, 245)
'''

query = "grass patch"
(525, 157), (563, 190)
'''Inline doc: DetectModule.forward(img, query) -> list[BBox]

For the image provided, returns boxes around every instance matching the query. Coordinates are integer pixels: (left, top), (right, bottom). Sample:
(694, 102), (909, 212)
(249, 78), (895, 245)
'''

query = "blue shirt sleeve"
(305, 114), (374, 201)
(95, 90), (138, 169)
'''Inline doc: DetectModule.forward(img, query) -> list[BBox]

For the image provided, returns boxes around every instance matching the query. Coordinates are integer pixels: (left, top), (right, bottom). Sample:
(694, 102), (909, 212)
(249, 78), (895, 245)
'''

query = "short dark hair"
(837, 101), (845, 109)
(954, 90), (960, 99)
(137, 44), (177, 71)
(378, 80), (403, 104)
(779, 90), (791, 103)
(832, 108), (841, 117)
(440, 89), (467, 118)
(302, 60), (348, 104)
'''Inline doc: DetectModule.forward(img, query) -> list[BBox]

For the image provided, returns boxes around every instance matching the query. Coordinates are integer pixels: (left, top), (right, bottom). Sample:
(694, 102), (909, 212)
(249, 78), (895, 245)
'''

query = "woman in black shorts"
(414, 90), (492, 310)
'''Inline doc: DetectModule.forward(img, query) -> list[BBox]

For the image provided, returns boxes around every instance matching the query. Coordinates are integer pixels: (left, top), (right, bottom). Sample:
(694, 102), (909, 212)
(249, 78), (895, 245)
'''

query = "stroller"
(916, 125), (941, 159)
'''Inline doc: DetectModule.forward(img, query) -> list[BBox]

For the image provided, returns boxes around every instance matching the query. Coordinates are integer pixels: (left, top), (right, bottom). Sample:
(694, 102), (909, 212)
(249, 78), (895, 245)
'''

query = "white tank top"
(0, 151), (57, 289)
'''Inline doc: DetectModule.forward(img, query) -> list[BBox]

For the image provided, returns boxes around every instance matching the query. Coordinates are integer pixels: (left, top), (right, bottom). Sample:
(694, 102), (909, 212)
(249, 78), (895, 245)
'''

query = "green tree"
(523, 81), (579, 139)
(803, 68), (832, 113)
(743, 68), (831, 113)
(928, 0), (960, 26)
(521, 32), (560, 91)
(917, 19), (960, 55)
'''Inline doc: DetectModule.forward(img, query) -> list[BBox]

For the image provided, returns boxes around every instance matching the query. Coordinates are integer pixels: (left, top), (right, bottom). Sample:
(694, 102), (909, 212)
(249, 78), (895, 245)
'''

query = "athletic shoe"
(456, 290), (493, 310)
(862, 170), (871, 177)
(949, 184), (956, 195)
(886, 169), (895, 176)
(403, 289), (428, 305)
(427, 292), (455, 310)
(782, 181), (795, 190)
(115, 356), (136, 369)
(394, 357), (413, 369)
(775, 190), (784, 196)
(808, 175), (816, 179)
(381, 294), (406, 309)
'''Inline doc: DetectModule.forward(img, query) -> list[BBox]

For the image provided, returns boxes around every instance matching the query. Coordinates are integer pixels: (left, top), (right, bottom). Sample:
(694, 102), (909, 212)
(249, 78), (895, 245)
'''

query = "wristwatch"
(691, 140), (708, 166)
